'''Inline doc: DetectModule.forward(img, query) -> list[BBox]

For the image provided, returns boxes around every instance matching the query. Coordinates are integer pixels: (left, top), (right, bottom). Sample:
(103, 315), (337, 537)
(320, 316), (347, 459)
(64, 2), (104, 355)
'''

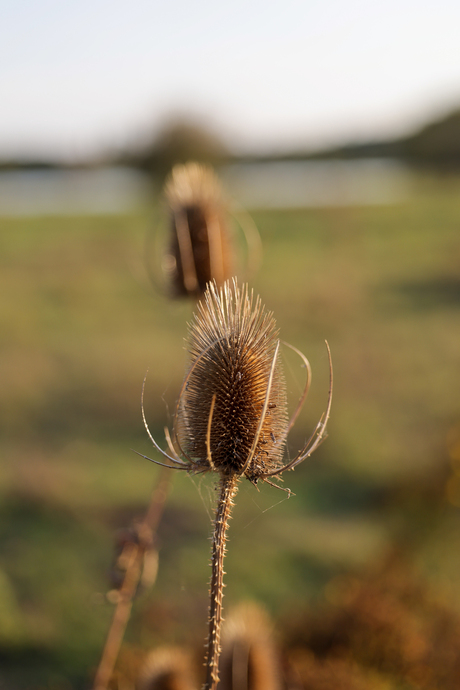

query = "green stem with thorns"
(204, 474), (239, 690)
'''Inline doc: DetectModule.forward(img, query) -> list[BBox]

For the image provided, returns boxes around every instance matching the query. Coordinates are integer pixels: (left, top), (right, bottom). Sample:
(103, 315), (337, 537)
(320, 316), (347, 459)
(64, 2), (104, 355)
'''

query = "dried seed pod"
(163, 163), (233, 297)
(139, 278), (332, 489)
(137, 646), (197, 690)
(176, 281), (288, 481)
(219, 602), (283, 690)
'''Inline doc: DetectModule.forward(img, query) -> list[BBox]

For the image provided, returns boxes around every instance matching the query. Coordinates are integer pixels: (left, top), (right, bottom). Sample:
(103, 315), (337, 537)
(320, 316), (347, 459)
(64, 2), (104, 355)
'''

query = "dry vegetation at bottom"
(104, 558), (460, 690)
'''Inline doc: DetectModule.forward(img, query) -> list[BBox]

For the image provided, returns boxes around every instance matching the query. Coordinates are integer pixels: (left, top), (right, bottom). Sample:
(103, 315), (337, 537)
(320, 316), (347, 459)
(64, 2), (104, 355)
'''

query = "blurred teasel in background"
(163, 162), (232, 297)
(219, 602), (283, 690)
(147, 162), (261, 299)
(137, 646), (197, 690)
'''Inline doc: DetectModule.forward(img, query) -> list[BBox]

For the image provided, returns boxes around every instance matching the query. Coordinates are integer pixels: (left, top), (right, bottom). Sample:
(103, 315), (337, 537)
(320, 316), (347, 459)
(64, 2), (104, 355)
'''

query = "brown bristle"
(176, 280), (288, 480)
(163, 163), (233, 297)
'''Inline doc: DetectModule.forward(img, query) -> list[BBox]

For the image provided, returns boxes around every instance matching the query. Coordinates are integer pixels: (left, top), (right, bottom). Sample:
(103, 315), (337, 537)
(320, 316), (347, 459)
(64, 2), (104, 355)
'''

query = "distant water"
(221, 158), (411, 209)
(0, 167), (149, 216)
(0, 159), (411, 216)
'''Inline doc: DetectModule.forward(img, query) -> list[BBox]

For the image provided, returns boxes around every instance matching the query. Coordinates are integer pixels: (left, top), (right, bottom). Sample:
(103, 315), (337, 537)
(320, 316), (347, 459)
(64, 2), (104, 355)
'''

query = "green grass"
(1, 175), (460, 686)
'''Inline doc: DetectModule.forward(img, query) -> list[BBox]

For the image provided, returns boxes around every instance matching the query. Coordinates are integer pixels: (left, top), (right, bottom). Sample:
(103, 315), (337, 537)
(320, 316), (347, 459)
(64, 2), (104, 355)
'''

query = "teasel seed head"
(137, 646), (196, 690)
(163, 162), (233, 298)
(177, 280), (288, 481)
(219, 602), (283, 690)
(138, 278), (332, 489)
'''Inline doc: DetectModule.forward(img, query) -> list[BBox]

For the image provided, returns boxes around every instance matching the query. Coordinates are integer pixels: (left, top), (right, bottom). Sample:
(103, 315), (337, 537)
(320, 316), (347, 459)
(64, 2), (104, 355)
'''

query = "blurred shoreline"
(0, 158), (412, 216)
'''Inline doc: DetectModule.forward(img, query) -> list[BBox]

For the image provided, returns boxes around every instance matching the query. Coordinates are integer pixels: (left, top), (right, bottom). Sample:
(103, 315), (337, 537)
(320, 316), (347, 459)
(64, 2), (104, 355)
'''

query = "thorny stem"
(92, 467), (172, 690)
(204, 474), (239, 690)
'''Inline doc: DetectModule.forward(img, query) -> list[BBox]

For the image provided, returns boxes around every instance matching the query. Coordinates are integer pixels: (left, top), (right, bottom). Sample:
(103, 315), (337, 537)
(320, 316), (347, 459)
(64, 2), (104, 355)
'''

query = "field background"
(1, 174), (460, 688)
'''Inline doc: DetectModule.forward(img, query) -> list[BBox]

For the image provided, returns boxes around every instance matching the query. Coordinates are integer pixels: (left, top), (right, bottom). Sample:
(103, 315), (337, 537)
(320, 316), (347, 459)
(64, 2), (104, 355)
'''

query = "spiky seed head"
(164, 162), (224, 209)
(137, 646), (196, 690)
(220, 602), (282, 690)
(176, 280), (288, 481)
(163, 162), (233, 298)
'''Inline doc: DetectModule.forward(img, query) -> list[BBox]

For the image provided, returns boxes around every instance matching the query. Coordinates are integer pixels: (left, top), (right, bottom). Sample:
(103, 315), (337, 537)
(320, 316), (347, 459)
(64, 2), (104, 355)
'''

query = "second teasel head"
(163, 162), (233, 298)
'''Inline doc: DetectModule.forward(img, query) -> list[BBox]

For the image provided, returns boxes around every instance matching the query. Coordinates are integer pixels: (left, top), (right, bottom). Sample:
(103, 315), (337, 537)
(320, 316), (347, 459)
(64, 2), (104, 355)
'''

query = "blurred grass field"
(1, 175), (460, 688)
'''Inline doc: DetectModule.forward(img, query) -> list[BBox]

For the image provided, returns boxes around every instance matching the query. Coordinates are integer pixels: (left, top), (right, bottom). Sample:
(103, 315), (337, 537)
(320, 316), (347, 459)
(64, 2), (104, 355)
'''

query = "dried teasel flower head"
(162, 162), (233, 298)
(137, 646), (197, 690)
(139, 279), (332, 491)
(176, 280), (288, 481)
(219, 602), (283, 690)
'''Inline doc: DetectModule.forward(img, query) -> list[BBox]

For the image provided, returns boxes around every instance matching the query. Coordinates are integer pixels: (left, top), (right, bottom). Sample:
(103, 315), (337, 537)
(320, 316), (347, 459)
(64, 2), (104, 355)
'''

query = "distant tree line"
(307, 107), (460, 168)
(2, 106), (460, 172)
(123, 107), (460, 173)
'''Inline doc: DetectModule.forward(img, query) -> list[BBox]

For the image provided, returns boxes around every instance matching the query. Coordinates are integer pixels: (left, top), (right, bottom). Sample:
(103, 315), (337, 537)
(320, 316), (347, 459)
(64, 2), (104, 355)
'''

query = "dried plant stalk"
(92, 468), (172, 690)
(138, 280), (332, 690)
(205, 475), (239, 690)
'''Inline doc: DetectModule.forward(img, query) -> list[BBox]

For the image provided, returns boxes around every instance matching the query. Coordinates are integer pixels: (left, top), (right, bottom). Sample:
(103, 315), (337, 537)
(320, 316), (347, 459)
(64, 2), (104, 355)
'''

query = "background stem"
(93, 467), (172, 690)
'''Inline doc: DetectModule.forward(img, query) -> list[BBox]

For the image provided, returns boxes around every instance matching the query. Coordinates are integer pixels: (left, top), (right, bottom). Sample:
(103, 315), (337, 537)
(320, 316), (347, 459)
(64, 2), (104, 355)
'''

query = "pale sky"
(1, 0), (460, 160)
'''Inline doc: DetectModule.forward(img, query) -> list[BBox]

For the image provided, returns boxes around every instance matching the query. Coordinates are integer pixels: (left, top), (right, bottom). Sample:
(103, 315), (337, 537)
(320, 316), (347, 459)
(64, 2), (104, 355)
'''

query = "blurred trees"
(311, 107), (460, 169)
(132, 119), (230, 182)
(403, 109), (460, 166)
